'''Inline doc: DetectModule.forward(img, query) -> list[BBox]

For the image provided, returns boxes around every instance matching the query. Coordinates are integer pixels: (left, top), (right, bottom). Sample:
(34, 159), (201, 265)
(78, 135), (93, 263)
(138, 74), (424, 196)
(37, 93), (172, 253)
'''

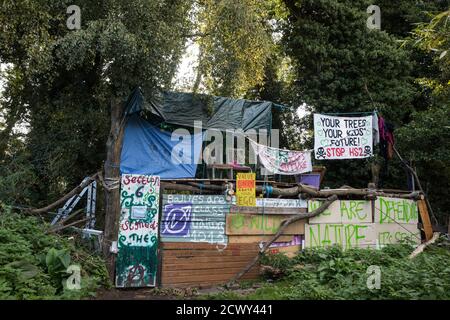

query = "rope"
(98, 172), (120, 191)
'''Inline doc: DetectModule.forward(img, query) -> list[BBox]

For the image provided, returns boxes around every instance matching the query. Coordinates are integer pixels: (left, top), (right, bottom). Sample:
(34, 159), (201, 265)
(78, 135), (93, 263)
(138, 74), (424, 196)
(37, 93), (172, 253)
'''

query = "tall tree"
(0, 0), (193, 277)
(281, 0), (418, 188)
(192, 0), (275, 97)
(397, 9), (450, 224)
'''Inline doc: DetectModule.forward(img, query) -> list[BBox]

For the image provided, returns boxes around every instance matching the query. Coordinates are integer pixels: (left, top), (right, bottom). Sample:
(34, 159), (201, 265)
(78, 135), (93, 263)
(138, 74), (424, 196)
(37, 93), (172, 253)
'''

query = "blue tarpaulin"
(120, 115), (203, 178)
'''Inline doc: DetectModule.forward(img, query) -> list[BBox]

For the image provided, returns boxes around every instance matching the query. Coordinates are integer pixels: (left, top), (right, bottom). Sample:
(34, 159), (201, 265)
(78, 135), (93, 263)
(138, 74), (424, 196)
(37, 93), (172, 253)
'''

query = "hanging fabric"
(373, 111), (380, 146)
(378, 116), (395, 161)
(249, 140), (312, 175)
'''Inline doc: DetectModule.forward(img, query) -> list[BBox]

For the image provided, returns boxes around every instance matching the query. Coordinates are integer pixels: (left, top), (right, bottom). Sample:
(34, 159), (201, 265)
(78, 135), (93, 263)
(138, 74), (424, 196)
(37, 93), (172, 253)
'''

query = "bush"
(209, 242), (450, 300)
(0, 204), (108, 299)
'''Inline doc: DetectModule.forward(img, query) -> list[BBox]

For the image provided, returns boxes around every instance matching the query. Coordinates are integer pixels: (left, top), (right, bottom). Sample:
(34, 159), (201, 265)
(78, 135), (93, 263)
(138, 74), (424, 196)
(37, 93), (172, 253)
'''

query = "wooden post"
(102, 97), (126, 282)
(448, 216), (450, 236)
(418, 199), (433, 241)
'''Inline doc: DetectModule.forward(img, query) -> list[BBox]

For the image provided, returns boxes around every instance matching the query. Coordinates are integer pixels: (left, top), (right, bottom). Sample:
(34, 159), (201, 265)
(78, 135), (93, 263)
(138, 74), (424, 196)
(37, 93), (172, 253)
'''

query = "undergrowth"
(0, 204), (109, 299)
(204, 238), (450, 300)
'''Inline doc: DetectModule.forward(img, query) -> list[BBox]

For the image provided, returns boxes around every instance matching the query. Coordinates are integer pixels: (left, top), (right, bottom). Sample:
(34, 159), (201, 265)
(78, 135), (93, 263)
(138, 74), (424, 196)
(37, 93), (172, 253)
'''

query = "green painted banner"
(115, 174), (160, 288)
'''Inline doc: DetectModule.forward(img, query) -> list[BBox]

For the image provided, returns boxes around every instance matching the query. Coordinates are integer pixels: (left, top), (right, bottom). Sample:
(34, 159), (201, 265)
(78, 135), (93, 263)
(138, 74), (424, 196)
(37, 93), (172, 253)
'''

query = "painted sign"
(374, 197), (418, 224)
(232, 197), (307, 208)
(375, 224), (421, 246)
(305, 223), (375, 249)
(161, 194), (229, 244)
(308, 199), (372, 224)
(314, 114), (373, 159)
(116, 174), (160, 288)
(308, 200), (372, 224)
(250, 140), (312, 175)
(236, 173), (256, 206)
(226, 213), (305, 235)
(256, 198), (307, 208)
(305, 197), (421, 249)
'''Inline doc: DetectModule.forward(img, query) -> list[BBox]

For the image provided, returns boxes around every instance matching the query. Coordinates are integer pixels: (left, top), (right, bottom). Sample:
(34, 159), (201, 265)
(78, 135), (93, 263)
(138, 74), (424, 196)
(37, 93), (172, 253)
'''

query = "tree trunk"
(102, 97), (126, 283)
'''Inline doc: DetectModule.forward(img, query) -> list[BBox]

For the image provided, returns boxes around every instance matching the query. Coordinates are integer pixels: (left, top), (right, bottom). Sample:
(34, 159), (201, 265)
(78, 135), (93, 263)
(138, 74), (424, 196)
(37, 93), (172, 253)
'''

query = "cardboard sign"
(314, 114), (373, 159)
(250, 140), (312, 175)
(236, 172), (256, 206)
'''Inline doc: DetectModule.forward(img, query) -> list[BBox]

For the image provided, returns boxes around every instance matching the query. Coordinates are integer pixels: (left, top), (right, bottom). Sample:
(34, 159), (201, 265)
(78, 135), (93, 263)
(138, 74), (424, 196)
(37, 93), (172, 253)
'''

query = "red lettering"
(121, 221), (129, 231)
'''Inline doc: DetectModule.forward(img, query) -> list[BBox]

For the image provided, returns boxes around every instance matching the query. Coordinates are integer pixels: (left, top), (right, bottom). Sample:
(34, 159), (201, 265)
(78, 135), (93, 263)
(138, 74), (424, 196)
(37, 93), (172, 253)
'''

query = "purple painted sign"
(161, 203), (192, 236)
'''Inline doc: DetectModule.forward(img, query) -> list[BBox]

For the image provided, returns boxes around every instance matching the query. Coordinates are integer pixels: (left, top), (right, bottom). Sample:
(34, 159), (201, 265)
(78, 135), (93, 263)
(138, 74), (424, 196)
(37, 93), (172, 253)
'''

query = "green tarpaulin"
(125, 87), (284, 131)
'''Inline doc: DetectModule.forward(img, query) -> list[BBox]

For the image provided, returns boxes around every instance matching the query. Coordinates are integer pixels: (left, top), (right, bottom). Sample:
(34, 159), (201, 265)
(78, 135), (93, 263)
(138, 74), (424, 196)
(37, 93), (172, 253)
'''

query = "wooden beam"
(28, 173), (99, 214)
(418, 199), (433, 241)
(409, 232), (440, 259)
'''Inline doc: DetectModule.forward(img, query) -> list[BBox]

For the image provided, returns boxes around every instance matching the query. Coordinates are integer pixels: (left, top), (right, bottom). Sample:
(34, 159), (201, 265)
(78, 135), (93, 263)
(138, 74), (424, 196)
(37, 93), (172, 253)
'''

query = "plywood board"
(226, 214), (306, 235)
(374, 223), (421, 246)
(228, 235), (294, 244)
(374, 197), (418, 225)
(308, 199), (372, 224)
(304, 223), (375, 249)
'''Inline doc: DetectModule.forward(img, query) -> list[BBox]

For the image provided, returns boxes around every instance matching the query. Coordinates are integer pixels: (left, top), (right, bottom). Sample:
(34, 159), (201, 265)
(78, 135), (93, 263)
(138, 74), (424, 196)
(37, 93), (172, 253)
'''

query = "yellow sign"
(236, 172), (256, 206)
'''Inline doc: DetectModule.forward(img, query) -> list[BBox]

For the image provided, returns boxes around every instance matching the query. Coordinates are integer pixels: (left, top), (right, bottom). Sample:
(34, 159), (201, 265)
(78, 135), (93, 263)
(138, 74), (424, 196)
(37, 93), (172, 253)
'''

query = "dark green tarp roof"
(124, 87), (285, 131)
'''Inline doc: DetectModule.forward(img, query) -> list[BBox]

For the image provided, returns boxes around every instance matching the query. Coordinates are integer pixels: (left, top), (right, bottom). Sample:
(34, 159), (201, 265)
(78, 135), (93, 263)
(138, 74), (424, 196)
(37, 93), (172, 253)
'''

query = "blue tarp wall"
(120, 115), (203, 178)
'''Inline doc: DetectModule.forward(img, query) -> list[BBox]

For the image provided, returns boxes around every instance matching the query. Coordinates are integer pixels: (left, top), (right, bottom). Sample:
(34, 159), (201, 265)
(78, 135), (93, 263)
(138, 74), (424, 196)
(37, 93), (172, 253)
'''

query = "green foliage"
(396, 105), (450, 223)
(410, 9), (450, 103)
(44, 248), (71, 290)
(0, 204), (108, 299)
(194, 0), (275, 97)
(280, 0), (417, 188)
(0, 139), (39, 205)
(206, 242), (450, 300)
(0, 0), (193, 206)
(260, 251), (292, 276)
(395, 9), (450, 223)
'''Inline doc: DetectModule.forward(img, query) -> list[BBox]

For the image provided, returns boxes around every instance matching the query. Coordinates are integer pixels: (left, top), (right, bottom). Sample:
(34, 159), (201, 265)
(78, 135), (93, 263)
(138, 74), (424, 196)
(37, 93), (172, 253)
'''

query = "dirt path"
(93, 287), (223, 300)
(92, 285), (257, 300)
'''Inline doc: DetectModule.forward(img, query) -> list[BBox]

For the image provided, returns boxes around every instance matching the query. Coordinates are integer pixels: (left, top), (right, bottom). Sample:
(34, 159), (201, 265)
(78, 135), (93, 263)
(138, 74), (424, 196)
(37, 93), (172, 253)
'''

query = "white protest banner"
(314, 114), (373, 160)
(250, 140), (312, 175)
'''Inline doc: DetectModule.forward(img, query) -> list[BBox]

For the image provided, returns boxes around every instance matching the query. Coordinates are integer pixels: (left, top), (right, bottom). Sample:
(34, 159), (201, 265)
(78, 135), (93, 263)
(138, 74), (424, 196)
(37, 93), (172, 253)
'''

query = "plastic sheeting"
(120, 115), (203, 178)
(124, 88), (280, 131)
